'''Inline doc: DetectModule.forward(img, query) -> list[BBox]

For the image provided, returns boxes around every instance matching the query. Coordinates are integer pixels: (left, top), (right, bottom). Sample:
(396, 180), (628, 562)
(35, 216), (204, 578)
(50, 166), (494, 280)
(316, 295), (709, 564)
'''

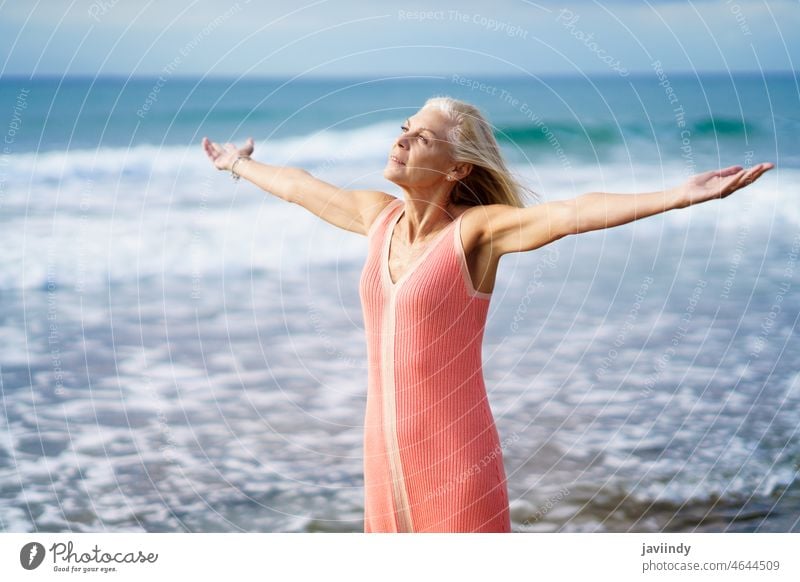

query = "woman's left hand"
(202, 136), (255, 172)
(681, 162), (775, 207)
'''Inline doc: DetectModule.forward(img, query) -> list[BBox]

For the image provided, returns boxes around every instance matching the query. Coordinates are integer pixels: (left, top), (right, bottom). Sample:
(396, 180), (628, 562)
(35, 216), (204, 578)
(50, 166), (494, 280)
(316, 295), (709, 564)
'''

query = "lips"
(390, 155), (406, 166)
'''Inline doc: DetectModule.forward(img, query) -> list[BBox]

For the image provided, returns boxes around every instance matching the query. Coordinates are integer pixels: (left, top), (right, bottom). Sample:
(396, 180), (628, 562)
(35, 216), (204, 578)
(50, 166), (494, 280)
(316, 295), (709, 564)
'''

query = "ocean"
(0, 73), (797, 532)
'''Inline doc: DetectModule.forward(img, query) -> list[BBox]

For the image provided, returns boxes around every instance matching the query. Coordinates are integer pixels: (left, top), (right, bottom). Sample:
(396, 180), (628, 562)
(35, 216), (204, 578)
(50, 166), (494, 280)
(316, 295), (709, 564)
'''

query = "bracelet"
(230, 156), (251, 181)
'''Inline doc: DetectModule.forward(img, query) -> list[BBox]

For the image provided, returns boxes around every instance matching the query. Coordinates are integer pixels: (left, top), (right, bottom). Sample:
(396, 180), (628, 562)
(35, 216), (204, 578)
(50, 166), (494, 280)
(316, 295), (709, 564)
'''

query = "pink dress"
(359, 198), (512, 533)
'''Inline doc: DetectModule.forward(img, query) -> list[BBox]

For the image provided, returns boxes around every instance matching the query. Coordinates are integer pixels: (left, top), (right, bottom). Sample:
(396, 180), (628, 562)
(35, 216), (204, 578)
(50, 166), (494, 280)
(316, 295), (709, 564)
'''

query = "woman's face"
(383, 107), (457, 189)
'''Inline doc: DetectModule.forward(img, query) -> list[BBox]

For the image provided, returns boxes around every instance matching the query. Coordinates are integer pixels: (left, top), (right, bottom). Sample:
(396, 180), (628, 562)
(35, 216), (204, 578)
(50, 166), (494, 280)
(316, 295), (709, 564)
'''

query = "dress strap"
(367, 197), (403, 239)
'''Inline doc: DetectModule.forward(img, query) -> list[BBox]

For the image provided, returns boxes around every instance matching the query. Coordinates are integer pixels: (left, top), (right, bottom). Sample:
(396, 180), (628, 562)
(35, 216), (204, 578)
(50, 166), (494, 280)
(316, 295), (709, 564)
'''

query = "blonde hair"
(421, 96), (539, 208)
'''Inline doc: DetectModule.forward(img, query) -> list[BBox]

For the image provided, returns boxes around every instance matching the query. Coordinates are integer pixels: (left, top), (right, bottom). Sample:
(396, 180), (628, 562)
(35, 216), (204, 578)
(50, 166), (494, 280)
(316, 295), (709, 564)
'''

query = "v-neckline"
(383, 201), (459, 290)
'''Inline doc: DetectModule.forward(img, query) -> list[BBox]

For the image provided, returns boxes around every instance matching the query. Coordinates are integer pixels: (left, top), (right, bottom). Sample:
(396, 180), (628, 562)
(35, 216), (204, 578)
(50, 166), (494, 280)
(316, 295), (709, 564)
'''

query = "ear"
(451, 162), (472, 181)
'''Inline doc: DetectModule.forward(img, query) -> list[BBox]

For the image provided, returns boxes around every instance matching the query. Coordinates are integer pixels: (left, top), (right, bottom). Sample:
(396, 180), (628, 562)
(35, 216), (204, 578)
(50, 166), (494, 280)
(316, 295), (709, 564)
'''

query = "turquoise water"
(0, 73), (797, 532)
(1, 73), (796, 166)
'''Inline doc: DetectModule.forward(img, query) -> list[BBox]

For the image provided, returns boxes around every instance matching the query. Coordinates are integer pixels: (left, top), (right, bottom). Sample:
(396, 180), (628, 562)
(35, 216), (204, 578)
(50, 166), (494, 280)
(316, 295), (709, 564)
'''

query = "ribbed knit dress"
(359, 197), (512, 533)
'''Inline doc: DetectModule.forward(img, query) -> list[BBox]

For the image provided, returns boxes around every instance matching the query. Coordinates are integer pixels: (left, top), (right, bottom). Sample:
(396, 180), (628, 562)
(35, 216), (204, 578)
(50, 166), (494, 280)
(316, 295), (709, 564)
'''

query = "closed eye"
(400, 125), (429, 144)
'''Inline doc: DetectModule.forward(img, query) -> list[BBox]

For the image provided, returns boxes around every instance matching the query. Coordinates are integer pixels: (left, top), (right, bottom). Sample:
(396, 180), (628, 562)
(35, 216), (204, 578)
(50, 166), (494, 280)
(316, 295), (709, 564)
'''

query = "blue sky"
(1, 0), (797, 78)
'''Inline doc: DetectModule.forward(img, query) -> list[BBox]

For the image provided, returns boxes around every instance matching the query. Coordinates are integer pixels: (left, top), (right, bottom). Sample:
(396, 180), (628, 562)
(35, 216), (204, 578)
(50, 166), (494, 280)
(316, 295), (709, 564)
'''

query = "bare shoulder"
(356, 190), (399, 235)
(459, 202), (569, 257)
(459, 204), (500, 255)
(457, 203), (514, 256)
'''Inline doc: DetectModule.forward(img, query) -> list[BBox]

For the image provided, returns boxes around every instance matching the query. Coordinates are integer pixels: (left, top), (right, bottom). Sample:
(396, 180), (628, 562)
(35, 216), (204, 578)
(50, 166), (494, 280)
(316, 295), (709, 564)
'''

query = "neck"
(397, 192), (455, 245)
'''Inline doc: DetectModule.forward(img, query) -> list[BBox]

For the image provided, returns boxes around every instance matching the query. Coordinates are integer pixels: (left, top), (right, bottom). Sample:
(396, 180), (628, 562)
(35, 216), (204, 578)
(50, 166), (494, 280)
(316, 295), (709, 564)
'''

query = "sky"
(0, 0), (797, 78)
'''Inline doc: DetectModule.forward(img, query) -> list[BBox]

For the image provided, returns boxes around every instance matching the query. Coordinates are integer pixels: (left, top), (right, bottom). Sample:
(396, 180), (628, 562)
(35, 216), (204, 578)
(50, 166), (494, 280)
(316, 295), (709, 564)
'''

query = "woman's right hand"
(202, 136), (255, 171)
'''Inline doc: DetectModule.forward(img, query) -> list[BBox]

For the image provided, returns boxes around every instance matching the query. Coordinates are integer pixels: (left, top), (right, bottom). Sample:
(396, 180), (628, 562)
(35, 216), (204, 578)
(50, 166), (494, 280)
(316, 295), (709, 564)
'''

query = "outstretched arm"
(202, 136), (394, 235)
(483, 162), (775, 256)
(562, 162), (775, 235)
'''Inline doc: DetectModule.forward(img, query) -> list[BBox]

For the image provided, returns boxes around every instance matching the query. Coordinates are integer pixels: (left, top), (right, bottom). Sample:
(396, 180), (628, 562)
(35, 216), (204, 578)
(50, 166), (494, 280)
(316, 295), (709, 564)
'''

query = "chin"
(383, 168), (401, 184)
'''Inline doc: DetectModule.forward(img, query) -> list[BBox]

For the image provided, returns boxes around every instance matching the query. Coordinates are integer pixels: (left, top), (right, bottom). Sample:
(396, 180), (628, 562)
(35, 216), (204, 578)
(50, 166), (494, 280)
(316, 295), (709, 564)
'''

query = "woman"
(202, 96), (774, 533)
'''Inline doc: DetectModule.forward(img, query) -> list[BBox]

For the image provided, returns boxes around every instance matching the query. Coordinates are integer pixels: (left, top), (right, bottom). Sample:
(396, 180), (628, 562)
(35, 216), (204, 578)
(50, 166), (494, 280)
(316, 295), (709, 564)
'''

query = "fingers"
(203, 137), (256, 155)
(202, 137), (222, 158)
(700, 165), (742, 181)
(747, 162), (770, 177)
(202, 137), (256, 169)
(731, 162), (773, 178)
(714, 162), (774, 194)
(742, 163), (773, 185)
(243, 137), (255, 155)
(732, 162), (773, 189)
(718, 165), (743, 176)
